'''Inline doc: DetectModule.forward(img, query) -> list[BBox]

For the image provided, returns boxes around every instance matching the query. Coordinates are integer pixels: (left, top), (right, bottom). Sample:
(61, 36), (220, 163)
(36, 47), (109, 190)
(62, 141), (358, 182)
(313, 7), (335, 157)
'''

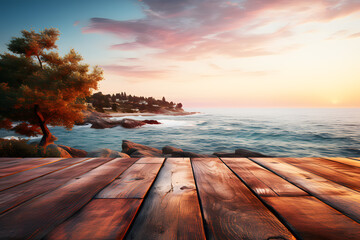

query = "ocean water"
(1, 108), (360, 157)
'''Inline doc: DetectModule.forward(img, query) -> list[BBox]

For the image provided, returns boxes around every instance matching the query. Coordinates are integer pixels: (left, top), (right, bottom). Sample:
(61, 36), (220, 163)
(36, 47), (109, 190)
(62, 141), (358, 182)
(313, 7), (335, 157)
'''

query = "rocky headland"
(77, 109), (196, 129)
(77, 110), (162, 129)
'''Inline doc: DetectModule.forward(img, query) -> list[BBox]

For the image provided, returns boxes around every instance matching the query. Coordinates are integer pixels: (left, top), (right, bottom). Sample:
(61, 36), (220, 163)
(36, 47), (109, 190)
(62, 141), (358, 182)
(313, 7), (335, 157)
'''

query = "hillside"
(86, 92), (185, 114)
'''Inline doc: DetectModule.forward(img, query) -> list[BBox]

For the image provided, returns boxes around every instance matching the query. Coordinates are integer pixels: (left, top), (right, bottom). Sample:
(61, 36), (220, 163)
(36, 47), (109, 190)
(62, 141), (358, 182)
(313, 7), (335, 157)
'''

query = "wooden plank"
(135, 157), (164, 164)
(251, 158), (360, 223)
(45, 199), (142, 240)
(0, 158), (112, 214)
(0, 157), (30, 168)
(0, 158), (137, 239)
(263, 196), (360, 240)
(192, 158), (295, 240)
(325, 157), (360, 168)
(0, 158), (21, 164)
(125, 158), (206, 240)
(96, 163), (163, 199)
(0, 158), (63, 178)
(277, 157), (360, 192)
(222, 158), (307, 197)
(0, 158), (88, 191)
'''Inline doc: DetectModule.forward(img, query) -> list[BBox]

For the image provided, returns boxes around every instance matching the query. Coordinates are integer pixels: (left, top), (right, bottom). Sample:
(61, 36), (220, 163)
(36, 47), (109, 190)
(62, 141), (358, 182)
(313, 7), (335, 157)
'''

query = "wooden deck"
(0, 157), (360, 239)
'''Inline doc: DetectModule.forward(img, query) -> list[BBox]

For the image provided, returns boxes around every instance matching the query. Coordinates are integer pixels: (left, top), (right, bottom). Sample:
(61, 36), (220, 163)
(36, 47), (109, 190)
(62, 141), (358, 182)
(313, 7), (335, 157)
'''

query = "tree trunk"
(34, 104), (57, 147)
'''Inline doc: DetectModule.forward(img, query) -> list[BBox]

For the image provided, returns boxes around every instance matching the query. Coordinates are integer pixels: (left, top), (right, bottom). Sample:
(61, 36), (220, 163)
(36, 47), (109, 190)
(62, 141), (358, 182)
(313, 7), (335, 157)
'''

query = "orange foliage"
(12, 123), (41, 137)
(0, 28), (103, 142)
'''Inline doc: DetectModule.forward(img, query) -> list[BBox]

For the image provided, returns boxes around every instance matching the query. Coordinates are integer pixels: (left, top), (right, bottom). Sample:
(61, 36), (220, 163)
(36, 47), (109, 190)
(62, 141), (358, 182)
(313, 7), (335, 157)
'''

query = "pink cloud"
(348, 32), (360, 38)
(83, 0), (360, 61)
(101, 64), (170, 80)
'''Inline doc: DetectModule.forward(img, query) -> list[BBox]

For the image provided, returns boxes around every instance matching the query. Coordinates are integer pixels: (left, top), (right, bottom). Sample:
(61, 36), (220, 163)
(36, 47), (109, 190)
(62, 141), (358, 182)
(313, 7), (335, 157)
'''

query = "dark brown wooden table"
(0, 156), (360, 239)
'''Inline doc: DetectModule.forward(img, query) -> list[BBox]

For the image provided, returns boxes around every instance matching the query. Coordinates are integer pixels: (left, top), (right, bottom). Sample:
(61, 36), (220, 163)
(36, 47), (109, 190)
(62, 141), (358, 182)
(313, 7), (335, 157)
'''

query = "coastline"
(106, 111), (198, 118)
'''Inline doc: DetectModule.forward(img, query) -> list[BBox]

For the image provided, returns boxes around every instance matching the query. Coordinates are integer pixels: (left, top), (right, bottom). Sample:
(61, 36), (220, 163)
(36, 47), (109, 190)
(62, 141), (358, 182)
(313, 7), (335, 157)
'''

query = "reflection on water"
(1, 108), (360, 157)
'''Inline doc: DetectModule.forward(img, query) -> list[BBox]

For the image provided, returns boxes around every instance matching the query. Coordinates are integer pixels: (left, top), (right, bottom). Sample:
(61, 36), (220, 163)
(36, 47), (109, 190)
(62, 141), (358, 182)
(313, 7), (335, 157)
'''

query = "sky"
(1, 0), (360, 108)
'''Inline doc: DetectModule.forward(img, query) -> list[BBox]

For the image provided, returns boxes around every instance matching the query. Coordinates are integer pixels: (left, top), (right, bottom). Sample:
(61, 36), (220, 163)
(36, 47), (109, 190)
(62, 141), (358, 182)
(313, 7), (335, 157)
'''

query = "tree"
(176, 103), (183, 109)
(0, 28), (103, 146)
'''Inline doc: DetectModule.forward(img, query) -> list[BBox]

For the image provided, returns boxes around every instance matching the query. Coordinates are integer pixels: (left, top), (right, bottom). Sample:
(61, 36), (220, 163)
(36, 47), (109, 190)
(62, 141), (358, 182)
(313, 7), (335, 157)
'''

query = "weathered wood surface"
(0, 158), (137, 239)
(0, 158), (112, 214)
(222, 157), (306, 197)
(0, 156), (360, 239)
(251, 157), (360, 223)
(46, 199), (142, 240)
(0, 158), (63, 178)
(135, 157), (164, 164)
(325, 157), (360, 168)
(263, 196), (360, 240)
(0, 157), (87, 191)
(125, 158), (206, 240)
(192, 158), (295, 240)
(96, 162), (163, 199)
(277, 157), (360, 193)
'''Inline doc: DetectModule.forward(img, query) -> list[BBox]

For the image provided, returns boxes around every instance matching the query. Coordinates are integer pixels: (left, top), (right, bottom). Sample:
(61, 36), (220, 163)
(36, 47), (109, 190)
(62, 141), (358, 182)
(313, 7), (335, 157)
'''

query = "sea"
(1, 108), (360, 157)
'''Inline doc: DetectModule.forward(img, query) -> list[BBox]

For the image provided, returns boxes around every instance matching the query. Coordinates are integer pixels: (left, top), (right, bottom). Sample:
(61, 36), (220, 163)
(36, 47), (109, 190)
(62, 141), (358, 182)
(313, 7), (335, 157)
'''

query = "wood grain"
(0, 158), (112, 214)
(264, 196), (360, 240)
(0, 158), (63, 178)
(0, 158), (21, 165)
(0, 158), (137, 239)
(125, 158), (206, 240)
(325, 157), (360, 168)
(276, 157), (360, 192)
(192, 158), (295, 240)
(222, 157), (306, 197)
(96, 162), (163, 199)
(135, 157), (164, 164)
(45, 199), (142, 240)
(251, 157), (360, 223)
(0, 158), (87, 191)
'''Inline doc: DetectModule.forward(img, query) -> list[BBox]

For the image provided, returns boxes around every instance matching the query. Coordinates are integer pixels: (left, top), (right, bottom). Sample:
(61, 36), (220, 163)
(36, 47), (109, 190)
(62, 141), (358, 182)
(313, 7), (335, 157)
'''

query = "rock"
(79, 110), (111, 125)
(57, 145), (87, 158)
(120, 118), (146, 128)
(162, 145), (183, 154)
(87, 148), (130, 158)
(170, 151), (214, 158)
(234, 149), (269, 157)
(46, 144), (72, 158)
(143, 120), (161, 125)
(129, 149), (163, 157)
(122, 140), (162, 155)
(78, 110), (162, 129)
(90, 119), (120, 129)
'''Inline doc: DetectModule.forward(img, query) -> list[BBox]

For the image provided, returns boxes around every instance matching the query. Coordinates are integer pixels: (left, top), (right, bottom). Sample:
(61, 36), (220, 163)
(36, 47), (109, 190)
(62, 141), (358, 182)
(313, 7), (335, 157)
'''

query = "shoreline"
(106, 111), (199, 118)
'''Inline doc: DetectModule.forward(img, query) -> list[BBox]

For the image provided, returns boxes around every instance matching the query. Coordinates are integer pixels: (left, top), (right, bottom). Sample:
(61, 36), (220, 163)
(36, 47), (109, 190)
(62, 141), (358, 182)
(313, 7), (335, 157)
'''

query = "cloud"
(101, 64), (170, 80)
(73, 20), (80, 26)
(83, 0), (360, 62)
(348, 32), (360, 38)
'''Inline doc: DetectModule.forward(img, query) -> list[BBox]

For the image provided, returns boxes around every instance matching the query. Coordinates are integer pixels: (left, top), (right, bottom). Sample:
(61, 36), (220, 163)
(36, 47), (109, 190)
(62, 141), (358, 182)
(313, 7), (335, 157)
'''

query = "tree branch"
(36, 55), (43, 69)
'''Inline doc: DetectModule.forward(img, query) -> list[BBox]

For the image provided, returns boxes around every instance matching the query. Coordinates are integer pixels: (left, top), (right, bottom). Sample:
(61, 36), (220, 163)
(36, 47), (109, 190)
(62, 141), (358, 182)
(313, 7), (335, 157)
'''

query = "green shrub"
(0, 139), (60, 157)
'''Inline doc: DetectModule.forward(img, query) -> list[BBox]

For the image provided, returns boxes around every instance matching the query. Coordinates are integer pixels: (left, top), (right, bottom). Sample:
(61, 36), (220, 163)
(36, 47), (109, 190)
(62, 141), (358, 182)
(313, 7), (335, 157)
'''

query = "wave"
(2, 135), (41, 140)
(73, 124), (92, 128)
